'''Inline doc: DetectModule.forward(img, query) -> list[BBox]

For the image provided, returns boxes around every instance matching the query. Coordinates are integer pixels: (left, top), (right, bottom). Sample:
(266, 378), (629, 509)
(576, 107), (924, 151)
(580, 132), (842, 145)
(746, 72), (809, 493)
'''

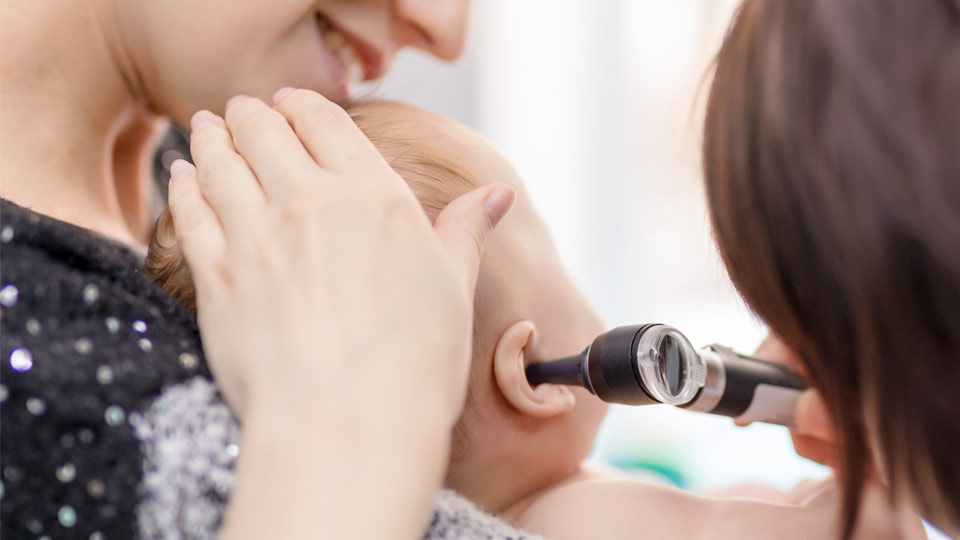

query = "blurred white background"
(369, 3), (950, 538)
(367, 0), (826, 492)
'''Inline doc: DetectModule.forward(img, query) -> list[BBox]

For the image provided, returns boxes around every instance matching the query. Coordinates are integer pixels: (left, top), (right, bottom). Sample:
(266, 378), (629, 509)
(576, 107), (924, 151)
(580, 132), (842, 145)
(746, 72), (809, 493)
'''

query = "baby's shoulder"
(507, 466), (712, 540)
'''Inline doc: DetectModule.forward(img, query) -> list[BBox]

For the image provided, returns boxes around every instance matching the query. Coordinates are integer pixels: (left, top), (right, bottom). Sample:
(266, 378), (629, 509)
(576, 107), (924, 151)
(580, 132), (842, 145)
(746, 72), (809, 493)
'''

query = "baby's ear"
(493, 320), (576, 418)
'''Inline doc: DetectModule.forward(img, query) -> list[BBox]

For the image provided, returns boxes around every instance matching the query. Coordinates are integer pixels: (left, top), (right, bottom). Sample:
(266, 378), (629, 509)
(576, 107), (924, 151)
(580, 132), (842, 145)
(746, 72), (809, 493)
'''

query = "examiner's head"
(703, 0), (960, 536)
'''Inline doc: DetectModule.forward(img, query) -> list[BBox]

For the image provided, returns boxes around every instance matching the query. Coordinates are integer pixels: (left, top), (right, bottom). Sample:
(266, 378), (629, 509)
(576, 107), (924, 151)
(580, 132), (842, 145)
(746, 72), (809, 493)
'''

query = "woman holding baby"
(0, 1), (956, 540)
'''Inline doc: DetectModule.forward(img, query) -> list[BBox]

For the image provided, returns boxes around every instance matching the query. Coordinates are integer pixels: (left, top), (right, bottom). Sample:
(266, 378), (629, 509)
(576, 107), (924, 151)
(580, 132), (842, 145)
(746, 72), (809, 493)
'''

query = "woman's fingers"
(223, 96), (320, 199)
(272, 88), (391, 178)
(434, 184), (516, 295)
(166, 160), (224, 290)
(790, 431), (840, 468)
(754, 334), (807, 376)
(189, 111), (268, 231)
(795, 389), (835, 441)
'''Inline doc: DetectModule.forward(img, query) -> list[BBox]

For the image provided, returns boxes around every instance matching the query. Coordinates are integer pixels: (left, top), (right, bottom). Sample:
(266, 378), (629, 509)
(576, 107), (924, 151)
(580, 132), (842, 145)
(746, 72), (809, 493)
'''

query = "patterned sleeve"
(0, 212), (208, 539)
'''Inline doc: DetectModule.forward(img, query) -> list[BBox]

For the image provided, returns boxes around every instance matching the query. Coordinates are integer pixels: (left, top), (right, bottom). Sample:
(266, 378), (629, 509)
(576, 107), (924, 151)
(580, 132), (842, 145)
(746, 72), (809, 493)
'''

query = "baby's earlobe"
(493, 320), (576, 418)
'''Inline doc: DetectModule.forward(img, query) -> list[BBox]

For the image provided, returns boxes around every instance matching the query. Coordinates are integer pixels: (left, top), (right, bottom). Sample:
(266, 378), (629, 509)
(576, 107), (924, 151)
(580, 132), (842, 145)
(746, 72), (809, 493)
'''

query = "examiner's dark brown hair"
(703, 0), (960, 536)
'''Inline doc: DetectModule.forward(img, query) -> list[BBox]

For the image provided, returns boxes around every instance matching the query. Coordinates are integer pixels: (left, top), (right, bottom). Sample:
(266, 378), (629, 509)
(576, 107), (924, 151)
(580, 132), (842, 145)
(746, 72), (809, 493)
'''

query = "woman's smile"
(314, 13), (386, 99)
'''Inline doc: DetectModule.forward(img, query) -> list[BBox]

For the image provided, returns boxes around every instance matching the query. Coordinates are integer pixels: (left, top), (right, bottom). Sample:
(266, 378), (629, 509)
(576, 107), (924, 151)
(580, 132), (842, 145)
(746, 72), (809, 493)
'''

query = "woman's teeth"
(317, 15), (363, 83)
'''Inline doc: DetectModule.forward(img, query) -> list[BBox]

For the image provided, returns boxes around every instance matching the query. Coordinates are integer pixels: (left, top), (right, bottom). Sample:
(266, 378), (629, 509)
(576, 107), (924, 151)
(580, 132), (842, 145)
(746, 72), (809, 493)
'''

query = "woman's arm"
(167, 89), (515, 540)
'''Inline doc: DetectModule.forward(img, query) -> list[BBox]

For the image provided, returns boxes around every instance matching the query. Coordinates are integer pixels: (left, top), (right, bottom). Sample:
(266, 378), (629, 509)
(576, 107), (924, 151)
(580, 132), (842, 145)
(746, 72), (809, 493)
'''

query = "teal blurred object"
(605, 456), (687, 488)
(593, 404), (829, 493)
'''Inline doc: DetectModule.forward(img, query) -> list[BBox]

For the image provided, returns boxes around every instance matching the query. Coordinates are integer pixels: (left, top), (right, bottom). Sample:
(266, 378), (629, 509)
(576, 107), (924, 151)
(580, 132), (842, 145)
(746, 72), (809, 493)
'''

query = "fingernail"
(274, 87), (295, 103)
(191, 110), (221, 131)
(483, 185), (517, 228)
(226, 94), (248, 110)
(170, 159), (193, 180)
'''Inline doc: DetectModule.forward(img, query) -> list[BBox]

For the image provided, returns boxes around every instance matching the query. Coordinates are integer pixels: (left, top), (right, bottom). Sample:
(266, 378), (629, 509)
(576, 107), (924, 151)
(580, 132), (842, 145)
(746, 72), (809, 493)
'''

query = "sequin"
(0, 225), (13, 243)
(138, 338), (153, 352)
(10, 347), (33, 372)
(105, 316), (121, 333)
(25, 317), (41, 335)
(78, 429), (95, 444)
(83, 283), (100, 304)
(75, 338), (94, 355)
(61, 433), (76, 448)
(56, 463), (76, 483)
(26, 397), (46, 415)
(86, 479), (106, 499)
(27, 519), (43, 534)
(0, 479), (4, 499)
(58, 505), (78, 528)
(179, 352), (199, 369)
(90, 532), (105, 540)
(0, 284), (19, 307)
(133, 320), (148, 333)
(0, 384), (7, 403)
(225, 444), (240, 459)
(96, 365), (114, 384)
(105, 405), (126, 426)
(3, 465), (23, 482)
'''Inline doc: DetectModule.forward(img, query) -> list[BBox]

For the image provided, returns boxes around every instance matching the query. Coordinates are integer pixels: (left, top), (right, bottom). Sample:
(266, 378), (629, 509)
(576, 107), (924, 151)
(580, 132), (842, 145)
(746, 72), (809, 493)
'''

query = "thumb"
(434, 184), (516, 294)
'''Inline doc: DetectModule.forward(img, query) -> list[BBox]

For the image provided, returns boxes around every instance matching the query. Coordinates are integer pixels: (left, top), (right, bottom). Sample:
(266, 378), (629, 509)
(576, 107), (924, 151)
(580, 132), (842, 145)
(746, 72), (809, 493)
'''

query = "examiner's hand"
(752, 336), (841, 469)
(166, 89), (515, 540)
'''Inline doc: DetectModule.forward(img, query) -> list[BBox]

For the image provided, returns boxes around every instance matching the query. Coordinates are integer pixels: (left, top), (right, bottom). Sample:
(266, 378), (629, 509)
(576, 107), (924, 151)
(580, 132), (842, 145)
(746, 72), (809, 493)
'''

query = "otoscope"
(526, 324), (808, 427)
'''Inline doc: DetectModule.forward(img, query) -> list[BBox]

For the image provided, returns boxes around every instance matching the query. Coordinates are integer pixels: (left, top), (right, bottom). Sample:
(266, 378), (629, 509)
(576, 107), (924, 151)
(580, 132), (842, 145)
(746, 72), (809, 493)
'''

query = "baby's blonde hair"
(147, 100), (489, 453)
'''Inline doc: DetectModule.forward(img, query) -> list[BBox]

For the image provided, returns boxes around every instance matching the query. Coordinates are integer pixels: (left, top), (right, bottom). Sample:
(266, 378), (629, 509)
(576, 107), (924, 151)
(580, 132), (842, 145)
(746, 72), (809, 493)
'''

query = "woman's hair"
(703, 0), (960, 536)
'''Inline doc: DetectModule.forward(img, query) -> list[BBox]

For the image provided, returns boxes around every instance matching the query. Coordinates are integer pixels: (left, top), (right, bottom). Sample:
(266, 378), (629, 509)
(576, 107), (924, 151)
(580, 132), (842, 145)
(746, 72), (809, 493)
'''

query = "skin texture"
(0, 0), (470, 245)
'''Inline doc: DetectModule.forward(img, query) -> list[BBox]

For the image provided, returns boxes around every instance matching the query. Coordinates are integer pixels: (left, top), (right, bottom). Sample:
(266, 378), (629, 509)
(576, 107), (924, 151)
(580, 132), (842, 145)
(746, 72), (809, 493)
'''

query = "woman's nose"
(394, 0), (470, 61)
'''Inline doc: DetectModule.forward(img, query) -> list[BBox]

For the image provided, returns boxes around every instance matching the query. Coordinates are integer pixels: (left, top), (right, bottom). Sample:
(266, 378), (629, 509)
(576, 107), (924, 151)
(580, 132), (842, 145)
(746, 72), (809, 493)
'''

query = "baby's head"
(147, 101), (608, 510)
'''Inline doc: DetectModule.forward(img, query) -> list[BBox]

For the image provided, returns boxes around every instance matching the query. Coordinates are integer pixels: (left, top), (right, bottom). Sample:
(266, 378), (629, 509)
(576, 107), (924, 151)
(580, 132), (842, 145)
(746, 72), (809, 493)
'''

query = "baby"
(147, 101), (917, 540)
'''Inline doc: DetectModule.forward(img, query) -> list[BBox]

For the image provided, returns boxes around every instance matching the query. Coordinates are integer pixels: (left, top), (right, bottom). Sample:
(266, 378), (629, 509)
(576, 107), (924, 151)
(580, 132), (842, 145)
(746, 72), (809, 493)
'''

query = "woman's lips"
(314, 14), (359, 99)
(314, 13), (389, 100)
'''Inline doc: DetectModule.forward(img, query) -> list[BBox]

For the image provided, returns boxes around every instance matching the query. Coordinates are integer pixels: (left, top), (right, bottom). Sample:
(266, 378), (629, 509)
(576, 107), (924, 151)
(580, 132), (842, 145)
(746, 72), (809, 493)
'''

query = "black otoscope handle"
(688, 345), (808, 427)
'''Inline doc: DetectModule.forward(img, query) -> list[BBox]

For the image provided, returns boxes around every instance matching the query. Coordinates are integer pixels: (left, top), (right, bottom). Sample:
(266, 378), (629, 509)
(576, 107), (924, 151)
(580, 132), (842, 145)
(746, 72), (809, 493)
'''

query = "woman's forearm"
(221, 400), (451, 540)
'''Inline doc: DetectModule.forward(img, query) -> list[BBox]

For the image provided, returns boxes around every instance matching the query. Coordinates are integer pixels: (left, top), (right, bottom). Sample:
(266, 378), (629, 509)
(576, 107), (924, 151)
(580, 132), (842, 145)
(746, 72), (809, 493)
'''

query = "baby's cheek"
(572, 387), (609, 449)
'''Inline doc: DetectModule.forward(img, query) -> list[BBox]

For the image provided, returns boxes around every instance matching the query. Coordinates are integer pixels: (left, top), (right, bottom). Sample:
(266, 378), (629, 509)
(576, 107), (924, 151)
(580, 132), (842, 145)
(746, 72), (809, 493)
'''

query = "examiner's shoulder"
(506, 465), (712, 540)
(0, 198), (220, 538)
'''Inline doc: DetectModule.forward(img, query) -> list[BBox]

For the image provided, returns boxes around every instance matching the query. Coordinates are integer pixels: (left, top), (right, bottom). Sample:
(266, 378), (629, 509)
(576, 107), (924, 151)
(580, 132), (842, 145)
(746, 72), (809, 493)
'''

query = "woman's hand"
(752, 336), (841, 468)
(167, 88), (515, 540)
(747, 337), (925, 538)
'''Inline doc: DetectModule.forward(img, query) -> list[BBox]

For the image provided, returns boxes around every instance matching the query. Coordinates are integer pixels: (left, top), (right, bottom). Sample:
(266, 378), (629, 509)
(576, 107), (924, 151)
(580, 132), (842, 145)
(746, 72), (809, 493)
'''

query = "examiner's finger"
(272, 88), (391, 178)
(754, 335), (807, 375)
(222, 96), (319, 199)
(795, 389), (835, 441)
(167, 159), (225, 289)
(189, 111), (268, 229)
(790, 431), (839, 469)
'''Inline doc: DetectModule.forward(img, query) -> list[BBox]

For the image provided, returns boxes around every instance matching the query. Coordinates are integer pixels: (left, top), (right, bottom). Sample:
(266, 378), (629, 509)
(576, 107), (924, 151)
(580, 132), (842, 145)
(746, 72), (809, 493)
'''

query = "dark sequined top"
(0, 198), (220, 539)
(0, 198), (541, 540)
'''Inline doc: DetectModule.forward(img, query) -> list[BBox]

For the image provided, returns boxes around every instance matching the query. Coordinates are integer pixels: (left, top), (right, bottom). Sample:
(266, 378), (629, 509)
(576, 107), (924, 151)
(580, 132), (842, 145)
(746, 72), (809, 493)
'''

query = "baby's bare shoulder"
(508, 466), (711, 540)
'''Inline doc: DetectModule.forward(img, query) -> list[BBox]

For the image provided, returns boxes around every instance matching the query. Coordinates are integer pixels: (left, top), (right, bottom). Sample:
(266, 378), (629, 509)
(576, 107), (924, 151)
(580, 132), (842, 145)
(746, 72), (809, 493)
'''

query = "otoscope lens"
(659, 335), (684, 396)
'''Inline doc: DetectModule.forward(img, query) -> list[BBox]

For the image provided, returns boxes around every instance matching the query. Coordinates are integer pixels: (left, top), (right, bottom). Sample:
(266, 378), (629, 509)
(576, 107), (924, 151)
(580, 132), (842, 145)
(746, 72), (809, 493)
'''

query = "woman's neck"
(0, 1), (162, 247)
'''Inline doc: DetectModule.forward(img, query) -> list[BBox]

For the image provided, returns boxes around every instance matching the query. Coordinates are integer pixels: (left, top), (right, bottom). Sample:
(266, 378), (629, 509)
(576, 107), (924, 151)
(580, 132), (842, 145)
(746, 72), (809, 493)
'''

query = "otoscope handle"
(686, 345), (808, 427)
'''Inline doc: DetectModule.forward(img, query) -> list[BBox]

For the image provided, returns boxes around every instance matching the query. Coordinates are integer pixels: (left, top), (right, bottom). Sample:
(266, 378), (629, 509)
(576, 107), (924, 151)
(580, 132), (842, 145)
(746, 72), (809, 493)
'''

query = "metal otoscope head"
(525, 324), (808, 427)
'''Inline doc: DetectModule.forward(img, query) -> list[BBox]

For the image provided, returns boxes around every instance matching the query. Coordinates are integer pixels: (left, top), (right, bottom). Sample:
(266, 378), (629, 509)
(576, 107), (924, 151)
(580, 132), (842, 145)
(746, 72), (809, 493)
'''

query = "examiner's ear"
(493, 320), (576, 418)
